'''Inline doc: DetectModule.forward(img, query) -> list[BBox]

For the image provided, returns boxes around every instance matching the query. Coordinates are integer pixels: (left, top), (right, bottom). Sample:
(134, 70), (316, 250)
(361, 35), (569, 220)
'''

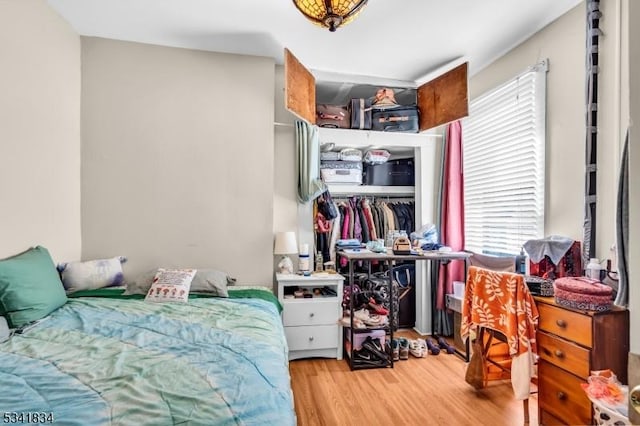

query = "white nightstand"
(276, 273), (345, 361)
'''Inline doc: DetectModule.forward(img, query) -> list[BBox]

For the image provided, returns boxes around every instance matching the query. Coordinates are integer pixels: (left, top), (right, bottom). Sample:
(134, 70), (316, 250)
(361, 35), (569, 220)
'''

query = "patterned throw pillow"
(58, 257), (127, 292)
(144, 268), (196, 303)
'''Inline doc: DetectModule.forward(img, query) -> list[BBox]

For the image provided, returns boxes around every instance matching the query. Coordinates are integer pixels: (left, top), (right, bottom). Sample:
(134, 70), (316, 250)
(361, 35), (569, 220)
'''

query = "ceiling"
(47, 0), (582, 83)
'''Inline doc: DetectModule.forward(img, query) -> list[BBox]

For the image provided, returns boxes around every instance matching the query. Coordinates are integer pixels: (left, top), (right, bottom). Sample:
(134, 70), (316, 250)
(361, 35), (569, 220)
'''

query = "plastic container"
(586, 258), (603, 281)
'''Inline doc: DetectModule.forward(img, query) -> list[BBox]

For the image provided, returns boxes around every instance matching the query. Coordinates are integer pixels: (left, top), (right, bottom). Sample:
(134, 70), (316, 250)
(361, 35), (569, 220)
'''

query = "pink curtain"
(437, 120), (465, 310)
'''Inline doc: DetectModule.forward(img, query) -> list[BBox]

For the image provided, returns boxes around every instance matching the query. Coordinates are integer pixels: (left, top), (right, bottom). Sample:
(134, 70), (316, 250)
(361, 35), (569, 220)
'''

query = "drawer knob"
(309, 312), (315, 318)
(556, 319), (567, 328)
(308, 336), (314, 342)
(557, 391), (566, 400)
(554, 350), (565, 358)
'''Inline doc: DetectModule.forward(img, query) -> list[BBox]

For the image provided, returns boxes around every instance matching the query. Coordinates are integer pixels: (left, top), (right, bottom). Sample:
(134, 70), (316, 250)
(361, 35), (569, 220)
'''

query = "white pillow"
(144, 268), (196, 303)
(58, 256), (127, 292)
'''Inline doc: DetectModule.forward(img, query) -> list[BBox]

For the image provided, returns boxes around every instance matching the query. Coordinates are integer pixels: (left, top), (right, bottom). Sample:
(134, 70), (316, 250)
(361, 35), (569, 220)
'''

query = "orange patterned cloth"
(461, 266), (539, 399)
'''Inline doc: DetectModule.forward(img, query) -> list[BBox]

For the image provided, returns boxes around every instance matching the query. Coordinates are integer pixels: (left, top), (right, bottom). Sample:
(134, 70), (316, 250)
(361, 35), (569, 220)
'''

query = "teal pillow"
(0, 246), (68, 328)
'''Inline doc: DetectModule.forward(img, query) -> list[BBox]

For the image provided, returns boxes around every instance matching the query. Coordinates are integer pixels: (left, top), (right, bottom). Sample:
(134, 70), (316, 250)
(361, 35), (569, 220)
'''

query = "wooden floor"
(289, 331), (538, 426)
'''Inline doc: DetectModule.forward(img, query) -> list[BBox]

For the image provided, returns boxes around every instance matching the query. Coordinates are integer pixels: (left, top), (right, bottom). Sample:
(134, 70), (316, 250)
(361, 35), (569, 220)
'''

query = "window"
(463, 61), (547, 255)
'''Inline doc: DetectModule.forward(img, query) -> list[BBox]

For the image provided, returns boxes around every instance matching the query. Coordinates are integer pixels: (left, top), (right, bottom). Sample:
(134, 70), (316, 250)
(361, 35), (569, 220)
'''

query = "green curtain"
(295, 120), (326, 203)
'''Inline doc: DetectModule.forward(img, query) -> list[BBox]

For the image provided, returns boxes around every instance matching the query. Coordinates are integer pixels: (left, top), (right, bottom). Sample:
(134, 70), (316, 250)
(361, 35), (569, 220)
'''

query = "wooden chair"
(461, 266), (539, 425)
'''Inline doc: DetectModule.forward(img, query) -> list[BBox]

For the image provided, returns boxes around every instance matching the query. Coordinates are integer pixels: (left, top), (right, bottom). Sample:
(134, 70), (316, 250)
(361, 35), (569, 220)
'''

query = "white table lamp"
(274, 231), (298, 274)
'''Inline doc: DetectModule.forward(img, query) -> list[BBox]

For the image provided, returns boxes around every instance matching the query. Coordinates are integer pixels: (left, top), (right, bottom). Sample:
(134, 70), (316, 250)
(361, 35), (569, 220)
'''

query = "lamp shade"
(293, 0), (369, 32)
(274, 231), (298, 255)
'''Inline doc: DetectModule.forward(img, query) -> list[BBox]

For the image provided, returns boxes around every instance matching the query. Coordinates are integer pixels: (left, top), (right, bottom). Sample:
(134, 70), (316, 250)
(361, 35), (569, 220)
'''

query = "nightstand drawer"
(537, 303), (592, 348)
(538, 361), (591, 426)
(537, 331), (590, 378)
(285, 325), (339, 351)
(282, 300), (339, 326)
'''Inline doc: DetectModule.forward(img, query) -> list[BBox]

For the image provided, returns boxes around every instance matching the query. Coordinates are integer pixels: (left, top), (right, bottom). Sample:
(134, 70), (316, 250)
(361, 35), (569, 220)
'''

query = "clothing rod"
(331, 195), (415, 202)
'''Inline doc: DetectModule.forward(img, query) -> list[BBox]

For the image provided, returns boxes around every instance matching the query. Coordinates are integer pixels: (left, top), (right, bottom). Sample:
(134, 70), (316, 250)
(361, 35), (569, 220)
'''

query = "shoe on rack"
(352, 347), (389, 367)
(409, 339), (427, 358)
(437, 337), (456, 354)
(338, 316), (365, 329)
(397, 338), (410, 360)
(362, 336), (388, 361)
(425, 338), (441, 355)
(368, 297), (389, 315)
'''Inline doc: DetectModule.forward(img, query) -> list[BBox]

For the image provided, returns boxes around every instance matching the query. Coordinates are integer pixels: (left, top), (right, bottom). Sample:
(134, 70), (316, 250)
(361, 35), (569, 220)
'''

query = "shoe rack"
(339, 253), (395, 370)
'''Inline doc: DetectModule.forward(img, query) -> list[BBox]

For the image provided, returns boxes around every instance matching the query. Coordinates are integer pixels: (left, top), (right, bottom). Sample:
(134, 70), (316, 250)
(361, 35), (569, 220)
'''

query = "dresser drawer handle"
(554, 350), (565, 358)
(309, 312), (315, 318)
(308, 336), (314, 342)
(556, 391), (566, 400)
(556, 319), (567, 328)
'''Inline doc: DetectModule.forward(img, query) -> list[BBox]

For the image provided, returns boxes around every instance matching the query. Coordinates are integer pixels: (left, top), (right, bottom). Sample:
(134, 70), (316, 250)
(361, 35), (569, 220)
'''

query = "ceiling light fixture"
(293, 0), (369, 32)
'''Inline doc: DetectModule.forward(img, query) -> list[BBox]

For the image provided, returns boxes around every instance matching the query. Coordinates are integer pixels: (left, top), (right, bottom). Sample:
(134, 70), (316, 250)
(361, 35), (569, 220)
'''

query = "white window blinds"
(463, 61), (547, 255)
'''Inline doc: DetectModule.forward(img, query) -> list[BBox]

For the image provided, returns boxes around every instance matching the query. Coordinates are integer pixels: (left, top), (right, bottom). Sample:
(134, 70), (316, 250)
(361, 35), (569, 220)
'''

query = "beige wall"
(471, 2), (622, 263)
(0, 0), (81, 262)
(81, 38), (275, 285)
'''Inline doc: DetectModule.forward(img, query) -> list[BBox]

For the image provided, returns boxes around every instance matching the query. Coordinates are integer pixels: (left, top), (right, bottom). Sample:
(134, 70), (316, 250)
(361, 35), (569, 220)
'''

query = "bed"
(0, 249), (296, 426)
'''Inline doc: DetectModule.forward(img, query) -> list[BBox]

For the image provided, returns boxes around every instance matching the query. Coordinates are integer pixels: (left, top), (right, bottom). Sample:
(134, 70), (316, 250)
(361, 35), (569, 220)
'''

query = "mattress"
(0, 287), (296, 426)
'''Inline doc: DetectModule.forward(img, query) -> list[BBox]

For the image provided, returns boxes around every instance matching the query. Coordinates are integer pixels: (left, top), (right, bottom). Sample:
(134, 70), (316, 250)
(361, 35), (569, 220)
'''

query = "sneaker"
(353, 347), (388, 366)
(391, 339), (400, 361)
(398, 337), (410, 360)
(409, 339), (427, 358)
(362, 336), (388, 361)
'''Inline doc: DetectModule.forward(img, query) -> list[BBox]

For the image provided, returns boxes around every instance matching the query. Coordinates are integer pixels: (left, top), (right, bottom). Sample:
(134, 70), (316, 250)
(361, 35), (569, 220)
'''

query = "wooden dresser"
(535, 297), (629, 425)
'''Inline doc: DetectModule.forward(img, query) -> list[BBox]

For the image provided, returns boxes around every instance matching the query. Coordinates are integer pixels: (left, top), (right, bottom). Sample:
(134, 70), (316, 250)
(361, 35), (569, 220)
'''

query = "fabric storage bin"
(346, 329), (386, 350)
(363, 158), (414, 186)
(320, 151), (340, 161)
(320, 160), (363, 184)
(554, 277), (613, 312)
(339, 148), (363, 162)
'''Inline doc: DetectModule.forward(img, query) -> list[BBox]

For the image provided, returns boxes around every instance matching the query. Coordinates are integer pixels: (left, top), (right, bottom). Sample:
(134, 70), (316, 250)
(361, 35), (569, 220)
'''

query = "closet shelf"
(318, 127), (441, 149)
(327, 184), (415, 196)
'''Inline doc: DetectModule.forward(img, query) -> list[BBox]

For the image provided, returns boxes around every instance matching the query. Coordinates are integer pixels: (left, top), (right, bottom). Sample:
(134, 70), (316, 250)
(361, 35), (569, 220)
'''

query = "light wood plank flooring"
(289, 331), (538, 426)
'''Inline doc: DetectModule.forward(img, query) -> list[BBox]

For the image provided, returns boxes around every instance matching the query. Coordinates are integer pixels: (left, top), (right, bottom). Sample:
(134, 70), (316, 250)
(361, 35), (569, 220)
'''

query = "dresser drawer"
(537, 303), (593, 348)
(537, 331), (590, 378)
(282, 300), (339, 327)
(285, 325), (339, 351)
(538, 361), (592, 426)
(539, 409), (567, 425)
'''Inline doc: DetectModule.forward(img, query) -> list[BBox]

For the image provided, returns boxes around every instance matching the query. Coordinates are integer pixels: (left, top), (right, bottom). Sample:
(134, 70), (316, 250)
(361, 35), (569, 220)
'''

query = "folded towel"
(523, 235), (575, 264)
(336, 238), (361, 247)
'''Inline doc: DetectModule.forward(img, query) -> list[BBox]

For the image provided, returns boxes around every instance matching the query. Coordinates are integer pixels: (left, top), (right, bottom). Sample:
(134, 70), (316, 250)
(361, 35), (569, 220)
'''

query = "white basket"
(590, 397), (630, 426)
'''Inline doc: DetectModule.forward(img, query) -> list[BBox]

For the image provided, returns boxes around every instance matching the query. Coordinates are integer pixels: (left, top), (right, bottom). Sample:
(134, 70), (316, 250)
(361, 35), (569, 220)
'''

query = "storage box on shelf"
(276, 273), (345, 361)
(535, 296), (629, 426)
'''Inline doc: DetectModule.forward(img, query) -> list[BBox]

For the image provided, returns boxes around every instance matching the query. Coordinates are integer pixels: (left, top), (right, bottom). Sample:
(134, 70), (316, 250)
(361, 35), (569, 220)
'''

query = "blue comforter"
(0, 289), (295, 425)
